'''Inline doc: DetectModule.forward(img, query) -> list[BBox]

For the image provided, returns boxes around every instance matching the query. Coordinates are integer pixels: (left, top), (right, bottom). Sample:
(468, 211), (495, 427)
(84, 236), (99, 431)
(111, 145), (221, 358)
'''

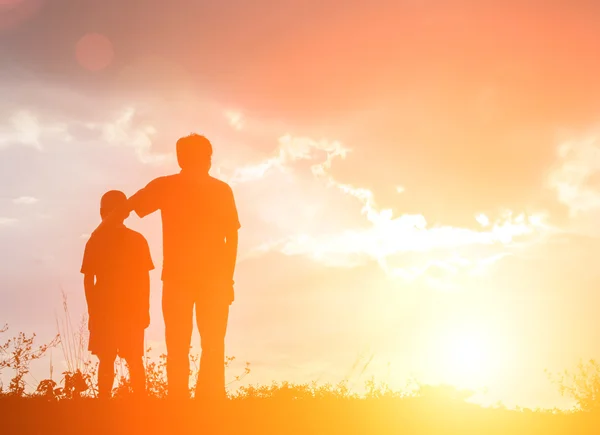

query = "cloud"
(233, 133), (553, 284)
(12, 196), (38, 205)
(268, 208), (549, 272)
(0, 110), (70, 150)
(98, 107), (173, 165)
(0, 105), (174, 165)
(0, 71), (189, 166)
(548, 132), (600, 216)
(228, 134), (349, 185)
(475, 213), (490, 227)
(0, 217), (18, 226)
(225, 110), (244, 131)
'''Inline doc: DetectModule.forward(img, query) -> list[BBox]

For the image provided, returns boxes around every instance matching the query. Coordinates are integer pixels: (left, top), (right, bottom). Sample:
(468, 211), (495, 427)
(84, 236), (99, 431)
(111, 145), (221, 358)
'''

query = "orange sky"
(2, 0), (600, 409)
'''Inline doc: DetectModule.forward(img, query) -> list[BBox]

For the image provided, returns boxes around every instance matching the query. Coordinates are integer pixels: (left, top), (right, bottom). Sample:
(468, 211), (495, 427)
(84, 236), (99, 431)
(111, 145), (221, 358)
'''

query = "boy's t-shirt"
(81, 226), (154, 331)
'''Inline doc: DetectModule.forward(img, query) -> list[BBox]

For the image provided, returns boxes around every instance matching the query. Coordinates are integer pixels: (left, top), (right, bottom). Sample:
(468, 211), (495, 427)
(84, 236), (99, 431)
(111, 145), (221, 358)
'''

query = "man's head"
(176, 133), (212, 173)
(100, 190), (129, 223)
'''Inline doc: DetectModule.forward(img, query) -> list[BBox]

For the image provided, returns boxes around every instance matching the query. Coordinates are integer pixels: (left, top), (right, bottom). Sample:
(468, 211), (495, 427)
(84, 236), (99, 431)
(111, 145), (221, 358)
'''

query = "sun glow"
(434, 328), (503, 391)
(447, 335), (489, 381)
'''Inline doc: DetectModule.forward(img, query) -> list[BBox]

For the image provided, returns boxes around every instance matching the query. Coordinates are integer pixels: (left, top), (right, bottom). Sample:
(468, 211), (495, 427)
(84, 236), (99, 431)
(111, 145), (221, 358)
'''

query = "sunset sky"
(3, 0), (600, 409)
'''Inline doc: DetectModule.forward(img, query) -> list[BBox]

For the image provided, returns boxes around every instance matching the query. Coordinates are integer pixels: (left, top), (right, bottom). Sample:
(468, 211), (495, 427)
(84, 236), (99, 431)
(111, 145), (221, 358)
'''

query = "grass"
(2, 394), (600, 435)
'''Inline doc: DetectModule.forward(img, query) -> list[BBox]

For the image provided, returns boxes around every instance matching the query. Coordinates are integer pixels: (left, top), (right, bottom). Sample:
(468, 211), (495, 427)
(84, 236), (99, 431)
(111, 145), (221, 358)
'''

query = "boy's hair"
(100, 190), (129, 221)
(176, 133), (212, 171)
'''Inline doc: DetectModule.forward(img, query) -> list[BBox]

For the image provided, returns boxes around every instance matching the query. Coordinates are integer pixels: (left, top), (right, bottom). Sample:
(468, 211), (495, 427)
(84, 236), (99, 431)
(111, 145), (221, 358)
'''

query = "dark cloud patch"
(2, 1), (598, 117)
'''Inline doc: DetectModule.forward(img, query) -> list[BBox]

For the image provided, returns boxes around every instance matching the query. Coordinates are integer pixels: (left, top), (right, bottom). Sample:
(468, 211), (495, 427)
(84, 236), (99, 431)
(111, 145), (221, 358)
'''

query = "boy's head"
(176, 133), (212, 173)
(100, 190), (129, 223)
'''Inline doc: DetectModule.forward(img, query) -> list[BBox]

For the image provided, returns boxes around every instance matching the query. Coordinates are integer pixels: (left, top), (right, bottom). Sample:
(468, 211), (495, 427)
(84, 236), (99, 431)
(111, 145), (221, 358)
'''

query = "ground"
(4, 397), (600, 435)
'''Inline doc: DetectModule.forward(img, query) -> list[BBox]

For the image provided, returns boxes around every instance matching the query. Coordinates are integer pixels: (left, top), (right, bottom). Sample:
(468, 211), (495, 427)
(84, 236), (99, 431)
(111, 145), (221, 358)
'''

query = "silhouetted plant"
(56, 292), (93, 377)
(225, 356), (251, 392)
(35, 378), (58, 399)
(62, 369), (90, 399)
(365, 376), (401, 399)
(548, 359), (600, 411)
(145, 348), (168, 399)
(0, 326), (59, 397)
(234, 380), (362, 400)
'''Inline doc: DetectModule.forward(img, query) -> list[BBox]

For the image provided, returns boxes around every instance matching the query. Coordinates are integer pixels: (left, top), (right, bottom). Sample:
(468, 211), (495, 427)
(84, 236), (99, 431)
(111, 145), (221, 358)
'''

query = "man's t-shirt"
(129, 172), (240, 284)
(81, 226), (154, 330)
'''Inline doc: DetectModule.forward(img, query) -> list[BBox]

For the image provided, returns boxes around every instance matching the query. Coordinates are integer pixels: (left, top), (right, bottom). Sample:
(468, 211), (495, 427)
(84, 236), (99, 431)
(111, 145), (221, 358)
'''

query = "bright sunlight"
(433, 327), (503, 391)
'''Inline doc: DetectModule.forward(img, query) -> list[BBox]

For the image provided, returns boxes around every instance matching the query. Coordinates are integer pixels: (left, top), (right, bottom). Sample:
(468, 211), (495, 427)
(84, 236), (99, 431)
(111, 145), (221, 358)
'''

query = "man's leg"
(195, 294), (229, 400)
(97, 353), (117, 399)
(162, 282), (195, 399)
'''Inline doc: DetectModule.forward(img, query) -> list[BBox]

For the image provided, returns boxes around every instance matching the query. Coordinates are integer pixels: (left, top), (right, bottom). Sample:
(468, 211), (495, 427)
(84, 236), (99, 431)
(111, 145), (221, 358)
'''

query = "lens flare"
(75, 33), (114, 72)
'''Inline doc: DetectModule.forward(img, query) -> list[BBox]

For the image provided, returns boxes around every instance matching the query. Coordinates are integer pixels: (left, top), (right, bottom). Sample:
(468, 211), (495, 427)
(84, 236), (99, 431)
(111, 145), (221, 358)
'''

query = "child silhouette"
(81, 190), (154, 398)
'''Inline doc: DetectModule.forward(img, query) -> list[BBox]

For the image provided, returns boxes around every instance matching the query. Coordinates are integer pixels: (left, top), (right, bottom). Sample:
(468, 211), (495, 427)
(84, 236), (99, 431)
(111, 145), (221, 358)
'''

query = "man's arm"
(224, 230), (239, 281)
(139, 237), (154, 328)
(95, 201), (133, 231)
(222, 183), (240, 304)
(83, 274), (96, 317)
(94, 178), (163, 233)
(224, 230), (238, 304)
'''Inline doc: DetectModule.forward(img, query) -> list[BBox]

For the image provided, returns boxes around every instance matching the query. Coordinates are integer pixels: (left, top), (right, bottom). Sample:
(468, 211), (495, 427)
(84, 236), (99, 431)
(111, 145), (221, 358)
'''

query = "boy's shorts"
(88, 325), (144, 359)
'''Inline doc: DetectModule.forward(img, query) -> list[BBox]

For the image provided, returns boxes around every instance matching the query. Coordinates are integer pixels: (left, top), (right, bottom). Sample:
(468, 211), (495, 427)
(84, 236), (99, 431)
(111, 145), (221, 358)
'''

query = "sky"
(2, 0), (600, 409)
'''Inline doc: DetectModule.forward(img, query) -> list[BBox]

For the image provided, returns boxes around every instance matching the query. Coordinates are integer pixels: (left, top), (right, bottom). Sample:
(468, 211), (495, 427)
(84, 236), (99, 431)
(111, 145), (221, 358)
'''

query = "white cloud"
(0, 103), (185, 165)
(0, 217), (18, 226)
(12, 196), (39, 205)
(7, 111), (41, 149)
(0, 105), (175, 164)
(228, 135), (349, 185)
(273, 209), (547, 266)
(100, 107), (173, 165)
(548, 133), (600, 216)
(476, 213), (490, 227)
(0, 110), (70, 150)
(235, 134), (553, 284)
(225, 110), (244, 130)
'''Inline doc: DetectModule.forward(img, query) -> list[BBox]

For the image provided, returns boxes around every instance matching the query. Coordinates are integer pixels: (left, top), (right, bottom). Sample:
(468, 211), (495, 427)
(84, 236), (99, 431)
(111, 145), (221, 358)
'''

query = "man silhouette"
(100, 134), (240, 400)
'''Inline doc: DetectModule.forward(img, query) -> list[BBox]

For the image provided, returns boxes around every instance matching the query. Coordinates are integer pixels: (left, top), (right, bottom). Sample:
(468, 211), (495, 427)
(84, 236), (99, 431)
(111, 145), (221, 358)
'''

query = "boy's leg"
(162, 282), (195, 399)
(195, 293), (229, 400)
(121, 327), (146, 396)
(125, 356), (146, 396)
(98, 353), (117, 399)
